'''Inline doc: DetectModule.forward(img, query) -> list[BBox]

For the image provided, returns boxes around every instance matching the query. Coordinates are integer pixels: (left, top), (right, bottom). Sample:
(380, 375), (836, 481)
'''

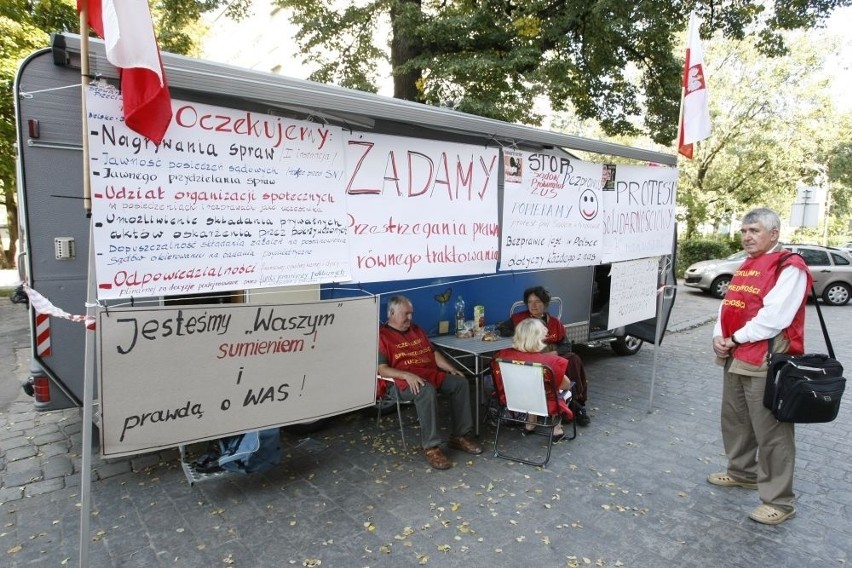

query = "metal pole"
(78, 8), (94, 566)
(822, 175), (831, 247)
(648, 283), (665, 413)
(79, 230), (96, 567)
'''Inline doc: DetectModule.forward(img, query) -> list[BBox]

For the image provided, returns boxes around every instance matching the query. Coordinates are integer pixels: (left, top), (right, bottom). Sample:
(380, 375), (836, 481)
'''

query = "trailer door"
(624, 256), (677, 344)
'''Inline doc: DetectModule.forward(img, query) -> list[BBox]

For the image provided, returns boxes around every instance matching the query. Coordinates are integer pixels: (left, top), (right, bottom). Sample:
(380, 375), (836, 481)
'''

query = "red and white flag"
(78, 0), (172, 144)
(678, 12), (712, 159)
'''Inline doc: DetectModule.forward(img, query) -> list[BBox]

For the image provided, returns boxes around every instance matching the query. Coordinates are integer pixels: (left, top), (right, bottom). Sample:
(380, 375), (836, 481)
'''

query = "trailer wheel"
(611, 335), (643, 356)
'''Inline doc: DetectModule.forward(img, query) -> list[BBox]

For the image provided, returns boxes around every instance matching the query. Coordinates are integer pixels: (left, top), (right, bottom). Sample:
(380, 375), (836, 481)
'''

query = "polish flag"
(678, 12), (712, 159)
(78, 0), (172, 144)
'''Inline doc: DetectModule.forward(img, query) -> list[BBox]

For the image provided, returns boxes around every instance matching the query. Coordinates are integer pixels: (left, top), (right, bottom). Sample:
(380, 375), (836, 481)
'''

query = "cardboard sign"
(97, 297), (378, 457)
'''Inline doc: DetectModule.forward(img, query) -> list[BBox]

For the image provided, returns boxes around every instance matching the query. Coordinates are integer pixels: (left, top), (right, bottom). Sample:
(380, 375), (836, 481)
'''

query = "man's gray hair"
(386, 295), (412, 318)
(742, 208), (780, 232)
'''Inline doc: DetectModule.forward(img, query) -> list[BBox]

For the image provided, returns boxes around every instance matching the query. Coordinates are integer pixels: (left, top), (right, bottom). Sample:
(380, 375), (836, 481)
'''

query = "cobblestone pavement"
(1, 287), (850, 567)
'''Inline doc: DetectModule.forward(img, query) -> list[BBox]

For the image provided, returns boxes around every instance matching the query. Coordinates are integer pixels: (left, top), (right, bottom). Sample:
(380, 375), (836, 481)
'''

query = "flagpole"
(678, 12), (712, 159)
(676, 83), (687, 157)
(676, 23), (689, 159)
(78, 7), (95, 567)
(80, 11), (92, 215)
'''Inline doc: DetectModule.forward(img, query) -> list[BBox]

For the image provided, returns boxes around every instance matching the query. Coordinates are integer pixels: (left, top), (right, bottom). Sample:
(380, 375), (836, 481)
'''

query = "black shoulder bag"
(762, 275), (846, 423)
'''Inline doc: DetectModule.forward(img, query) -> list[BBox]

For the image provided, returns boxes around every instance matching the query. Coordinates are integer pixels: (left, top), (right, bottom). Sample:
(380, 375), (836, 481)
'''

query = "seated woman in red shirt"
(503, 285), (591, 426)
(495, 318), (572, 441)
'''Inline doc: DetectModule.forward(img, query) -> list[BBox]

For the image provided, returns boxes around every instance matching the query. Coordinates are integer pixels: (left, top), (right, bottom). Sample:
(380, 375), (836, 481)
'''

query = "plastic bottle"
(455, 295), (466, 334)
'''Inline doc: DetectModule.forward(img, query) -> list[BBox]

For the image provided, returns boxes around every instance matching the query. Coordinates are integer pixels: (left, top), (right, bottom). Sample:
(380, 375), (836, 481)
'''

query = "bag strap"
(810, 285), (835, 358)
(768, 252), (834, 359)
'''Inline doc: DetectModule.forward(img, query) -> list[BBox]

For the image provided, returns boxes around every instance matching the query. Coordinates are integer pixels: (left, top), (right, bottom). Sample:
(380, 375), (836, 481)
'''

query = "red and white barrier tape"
(22, 283), (97, 330)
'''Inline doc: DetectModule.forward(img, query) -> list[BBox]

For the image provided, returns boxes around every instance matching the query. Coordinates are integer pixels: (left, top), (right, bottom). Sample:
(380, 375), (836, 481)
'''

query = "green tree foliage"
(276, 0), (850, 146)
(0, 0), (222, 267)
(822, 114), (852, 215)
(677, 33), (848, 239)
(0, 1), (77, 267)
(155, 0), (251, 55)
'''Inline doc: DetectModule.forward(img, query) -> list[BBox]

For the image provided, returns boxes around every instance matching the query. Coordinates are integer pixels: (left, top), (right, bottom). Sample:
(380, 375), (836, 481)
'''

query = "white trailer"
(14, 33), (677, 416)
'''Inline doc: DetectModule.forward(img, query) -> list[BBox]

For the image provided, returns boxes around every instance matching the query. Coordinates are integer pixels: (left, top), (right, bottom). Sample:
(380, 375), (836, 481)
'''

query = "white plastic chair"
(491, 358), (575, 467)
(375, 375), (414, 451)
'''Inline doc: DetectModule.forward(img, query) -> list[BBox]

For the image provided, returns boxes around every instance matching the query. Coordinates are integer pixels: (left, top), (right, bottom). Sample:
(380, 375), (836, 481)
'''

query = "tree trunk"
(1, 189), (16, 269)
(390, 0), (423, 102)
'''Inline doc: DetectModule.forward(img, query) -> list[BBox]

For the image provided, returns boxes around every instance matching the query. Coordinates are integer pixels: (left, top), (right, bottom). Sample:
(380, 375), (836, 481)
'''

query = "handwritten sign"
(500, 151), (606, 270)
(97, 297), (378, 457)
(86, 84), (351, 300)
(600, 165), (678, 262)
(607, 257), (659, 329)
(343, 132), (500, 282)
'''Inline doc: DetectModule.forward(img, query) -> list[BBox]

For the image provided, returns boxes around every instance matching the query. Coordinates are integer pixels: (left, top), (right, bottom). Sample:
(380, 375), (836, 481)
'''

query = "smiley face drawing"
(579, 189), (598, 220)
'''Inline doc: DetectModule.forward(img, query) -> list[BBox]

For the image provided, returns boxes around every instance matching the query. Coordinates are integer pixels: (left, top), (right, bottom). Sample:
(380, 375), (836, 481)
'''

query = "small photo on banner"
(504, 149), (524, 185)
(602, 164), (617, 190)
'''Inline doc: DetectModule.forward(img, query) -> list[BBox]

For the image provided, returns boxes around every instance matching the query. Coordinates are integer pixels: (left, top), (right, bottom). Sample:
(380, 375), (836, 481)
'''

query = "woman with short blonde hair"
(512, 318), (547, 353)
(495, 317), (572, 440)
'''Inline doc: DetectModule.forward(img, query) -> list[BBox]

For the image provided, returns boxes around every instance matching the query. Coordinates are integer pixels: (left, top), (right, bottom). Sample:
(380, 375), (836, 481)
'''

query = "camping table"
(430, 335), (514, 436)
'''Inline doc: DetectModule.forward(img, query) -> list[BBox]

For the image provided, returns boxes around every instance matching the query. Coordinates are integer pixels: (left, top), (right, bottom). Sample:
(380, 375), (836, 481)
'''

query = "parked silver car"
(683, 250), (748, 299)
(683, 244), (852, 305)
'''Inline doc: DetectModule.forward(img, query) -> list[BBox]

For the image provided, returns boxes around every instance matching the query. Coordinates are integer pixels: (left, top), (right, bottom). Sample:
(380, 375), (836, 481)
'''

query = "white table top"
(430, 334), (514, 355)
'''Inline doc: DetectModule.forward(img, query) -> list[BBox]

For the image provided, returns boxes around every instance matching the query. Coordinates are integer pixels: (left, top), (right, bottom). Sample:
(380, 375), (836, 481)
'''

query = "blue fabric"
(217, 429), (281, 474)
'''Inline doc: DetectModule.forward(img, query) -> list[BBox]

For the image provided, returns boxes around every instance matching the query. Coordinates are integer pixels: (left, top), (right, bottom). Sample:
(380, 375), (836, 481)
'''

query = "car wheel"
(710, 275), (731, 299)
(821, 282), (851, 306)
(611, 335), (643, 356)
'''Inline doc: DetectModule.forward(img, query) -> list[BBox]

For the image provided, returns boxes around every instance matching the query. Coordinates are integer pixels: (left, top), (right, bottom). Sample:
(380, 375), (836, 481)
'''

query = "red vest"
(491, 348), (571, 420)
(720, 251), (810, 365)
(378, 323), (446, 393)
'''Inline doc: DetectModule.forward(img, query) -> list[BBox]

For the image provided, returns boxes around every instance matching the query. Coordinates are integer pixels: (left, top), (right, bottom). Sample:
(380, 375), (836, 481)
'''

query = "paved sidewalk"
(1, 289), (850, 567)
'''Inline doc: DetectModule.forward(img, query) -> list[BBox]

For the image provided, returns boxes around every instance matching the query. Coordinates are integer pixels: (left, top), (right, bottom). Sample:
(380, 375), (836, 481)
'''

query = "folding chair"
(509, 296), (563, 320)
(491, 358), (576, 467)
(375, 375), (414, 451)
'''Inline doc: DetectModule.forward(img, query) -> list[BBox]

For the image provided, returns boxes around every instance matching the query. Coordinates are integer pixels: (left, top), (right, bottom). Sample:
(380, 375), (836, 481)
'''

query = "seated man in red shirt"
(503, 285), (591, 426)
(378, 295), (483, 470)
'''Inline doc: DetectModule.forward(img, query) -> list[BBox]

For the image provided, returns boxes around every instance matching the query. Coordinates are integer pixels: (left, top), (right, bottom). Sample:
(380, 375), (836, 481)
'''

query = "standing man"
(378, 295), (483, 470)
(709, 208), (811, 525)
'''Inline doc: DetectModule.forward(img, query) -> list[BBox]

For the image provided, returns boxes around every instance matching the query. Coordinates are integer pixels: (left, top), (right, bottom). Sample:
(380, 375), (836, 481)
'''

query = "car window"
(831, 252), (851, 266)
(797, 248), (830, 266)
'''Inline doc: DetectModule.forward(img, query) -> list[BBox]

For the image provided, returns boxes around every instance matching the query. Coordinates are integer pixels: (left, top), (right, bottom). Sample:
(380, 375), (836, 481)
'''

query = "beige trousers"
(721, 361), (796, 510)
